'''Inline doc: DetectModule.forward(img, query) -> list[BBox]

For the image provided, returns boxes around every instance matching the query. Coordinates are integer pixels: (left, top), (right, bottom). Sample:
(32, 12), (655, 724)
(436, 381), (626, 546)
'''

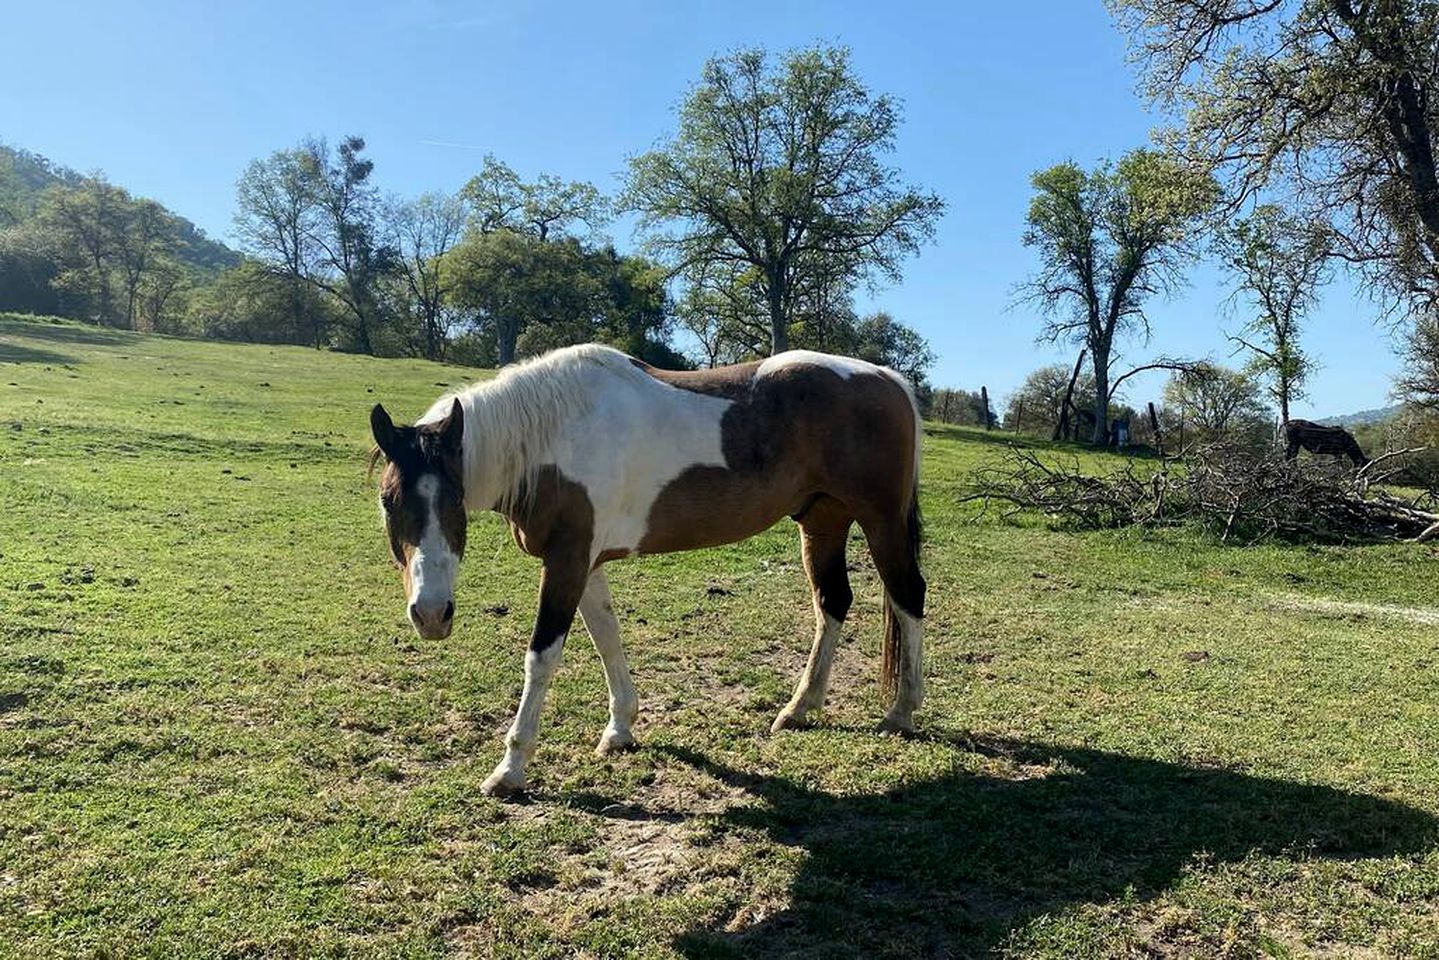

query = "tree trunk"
(1054, 349), (1087, 442)
(498, 319), (518, 366)
(767, 273), (788, 355)
(1091, 345), (1110, 446)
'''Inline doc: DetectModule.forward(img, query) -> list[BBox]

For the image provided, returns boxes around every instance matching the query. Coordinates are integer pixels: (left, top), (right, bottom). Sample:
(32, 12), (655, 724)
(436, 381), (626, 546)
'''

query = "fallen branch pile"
(963, 444), (1439, 545)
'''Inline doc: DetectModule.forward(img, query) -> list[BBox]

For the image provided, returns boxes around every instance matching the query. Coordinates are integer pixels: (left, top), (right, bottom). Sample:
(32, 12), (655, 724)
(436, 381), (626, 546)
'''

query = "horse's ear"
(439, 398), (464, 451)
(370, 404), (398, 458)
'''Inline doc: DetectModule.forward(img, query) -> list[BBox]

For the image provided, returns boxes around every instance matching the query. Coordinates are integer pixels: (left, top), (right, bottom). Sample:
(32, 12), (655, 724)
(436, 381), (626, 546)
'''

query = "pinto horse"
(369, 345), (926, 797)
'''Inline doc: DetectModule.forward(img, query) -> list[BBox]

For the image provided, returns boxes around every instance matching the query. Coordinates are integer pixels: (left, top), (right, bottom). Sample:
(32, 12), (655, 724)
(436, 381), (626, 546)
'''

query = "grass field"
(3, 313), (1439, 958)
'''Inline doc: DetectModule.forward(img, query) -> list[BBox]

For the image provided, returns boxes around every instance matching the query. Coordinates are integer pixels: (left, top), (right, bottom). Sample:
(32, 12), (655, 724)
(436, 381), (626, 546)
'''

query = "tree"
(1163, 363), (1273, 445)
(234, 147), (325, 346)
(301, 136), (394, 354)
(445, 231), (600, 365)
(839, 311), (936, 390)
(624, 45), (944, 354)
(112, 198), (177, 331)
(386, 191), (467, 360)
(36, 178), (127, 325)
(931, 388), (991, 427)
(187, 257), (335, 345)
(235, 136), (396, 353)
(460, 156), (608, 241)
(1004, 363), (1100, 437)
(1217, 204), (1329, 422)
(1110, 0), (1439, 400)
(1019, 149), (1217, 444)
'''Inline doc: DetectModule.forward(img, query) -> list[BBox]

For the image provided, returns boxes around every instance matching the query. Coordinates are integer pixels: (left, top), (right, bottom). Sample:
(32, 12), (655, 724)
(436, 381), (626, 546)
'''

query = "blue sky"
(3, 0), (1404, 415)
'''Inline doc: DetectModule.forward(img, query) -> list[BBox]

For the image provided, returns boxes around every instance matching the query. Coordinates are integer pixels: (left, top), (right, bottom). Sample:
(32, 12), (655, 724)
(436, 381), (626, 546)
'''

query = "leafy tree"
(1019, 149), (1217, 444)
(445, 231), (600, 365)
(460, 156), (608, 241)
(624, 45), (944, 354)
(1003, 363), (1099, 437)
(35, 179), (127, 325)
(931, 388), (991, 427)
(301, 136), (394, 354)
(1110, 0), (1439, 401)
(1217, 204), (1329, 422)
(187, 257), (336, 344)
(837, 311), (936, 389)
(112, 198), (178, 331)
(1163, 363), (1273, 446)
(234, 136), (396, 353)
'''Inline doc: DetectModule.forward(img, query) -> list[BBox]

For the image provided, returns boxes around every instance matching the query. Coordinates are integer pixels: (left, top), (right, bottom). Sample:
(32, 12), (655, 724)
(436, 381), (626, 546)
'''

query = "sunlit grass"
(2, 314), (1437, 957)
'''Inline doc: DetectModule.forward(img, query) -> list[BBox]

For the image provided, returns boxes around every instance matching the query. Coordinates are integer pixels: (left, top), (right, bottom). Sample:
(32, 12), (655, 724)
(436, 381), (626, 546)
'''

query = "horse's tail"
(880, 390), (924, 705)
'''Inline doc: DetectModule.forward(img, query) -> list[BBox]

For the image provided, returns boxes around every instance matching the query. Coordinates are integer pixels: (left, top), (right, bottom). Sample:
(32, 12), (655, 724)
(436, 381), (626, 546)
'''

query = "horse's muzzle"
(409, 599), (454, 639)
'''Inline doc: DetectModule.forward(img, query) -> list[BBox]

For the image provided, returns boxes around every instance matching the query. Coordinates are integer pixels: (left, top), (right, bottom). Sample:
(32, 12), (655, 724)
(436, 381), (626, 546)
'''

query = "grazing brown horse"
(369, 345), (926, 797)
(1282, 419), (1370, 468)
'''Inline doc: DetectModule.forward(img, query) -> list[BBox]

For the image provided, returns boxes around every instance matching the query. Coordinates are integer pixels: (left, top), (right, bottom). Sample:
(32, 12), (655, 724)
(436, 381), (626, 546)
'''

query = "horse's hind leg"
(578, 569), (639, 755)
(859, 505), (926, 734)
(772, 498), (853, 733)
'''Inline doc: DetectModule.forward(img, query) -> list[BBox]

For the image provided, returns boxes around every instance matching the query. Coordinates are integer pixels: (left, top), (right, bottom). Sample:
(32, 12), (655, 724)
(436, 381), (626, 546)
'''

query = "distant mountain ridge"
(1318, 404), (1403, 427)
(0, 142), (240, 275)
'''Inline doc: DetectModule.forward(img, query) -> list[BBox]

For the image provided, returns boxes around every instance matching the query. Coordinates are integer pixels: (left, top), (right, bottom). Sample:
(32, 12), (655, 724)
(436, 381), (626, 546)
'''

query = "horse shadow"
(645, 737), (1437, 958)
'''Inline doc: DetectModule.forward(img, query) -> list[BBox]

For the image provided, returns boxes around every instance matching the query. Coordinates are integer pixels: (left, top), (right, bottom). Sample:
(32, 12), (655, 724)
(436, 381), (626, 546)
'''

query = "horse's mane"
(418, 344), (649, 515)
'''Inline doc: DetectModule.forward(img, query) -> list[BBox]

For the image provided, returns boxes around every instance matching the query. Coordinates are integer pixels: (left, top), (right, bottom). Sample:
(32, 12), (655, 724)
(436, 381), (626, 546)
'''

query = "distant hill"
(0, 142), (240, 275)
(1318, 404), (1402, 428)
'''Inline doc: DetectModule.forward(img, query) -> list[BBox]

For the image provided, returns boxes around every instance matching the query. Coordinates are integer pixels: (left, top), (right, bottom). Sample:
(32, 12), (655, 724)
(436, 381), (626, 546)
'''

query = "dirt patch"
(1264, 594), (1439, 626)
(484, 761), (763, 931)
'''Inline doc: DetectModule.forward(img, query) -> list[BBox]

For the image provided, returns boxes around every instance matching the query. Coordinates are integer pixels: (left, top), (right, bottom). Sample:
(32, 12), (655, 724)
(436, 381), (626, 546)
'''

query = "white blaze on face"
(408, 474), (459, 617)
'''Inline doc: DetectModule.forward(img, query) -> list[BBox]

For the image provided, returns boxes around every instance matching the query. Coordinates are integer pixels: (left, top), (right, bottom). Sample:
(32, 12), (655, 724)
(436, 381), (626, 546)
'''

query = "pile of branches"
(964, 443), (1439, 545)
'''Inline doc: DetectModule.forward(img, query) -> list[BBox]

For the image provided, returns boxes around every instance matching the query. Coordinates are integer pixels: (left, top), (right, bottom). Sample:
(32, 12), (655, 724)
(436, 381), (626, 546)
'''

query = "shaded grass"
(1, 313), (1438, 957)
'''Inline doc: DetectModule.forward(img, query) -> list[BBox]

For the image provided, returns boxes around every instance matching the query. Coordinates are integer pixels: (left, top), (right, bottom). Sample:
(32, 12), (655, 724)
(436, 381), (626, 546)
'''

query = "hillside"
(1321, 403), (1404, 427)
(0, 142), (239, 274)
(2, 314), (1438, 956)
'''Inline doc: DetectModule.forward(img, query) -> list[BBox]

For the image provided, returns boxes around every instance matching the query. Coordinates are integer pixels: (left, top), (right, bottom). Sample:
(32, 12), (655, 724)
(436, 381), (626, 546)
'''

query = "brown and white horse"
(369, 345), (925, 797)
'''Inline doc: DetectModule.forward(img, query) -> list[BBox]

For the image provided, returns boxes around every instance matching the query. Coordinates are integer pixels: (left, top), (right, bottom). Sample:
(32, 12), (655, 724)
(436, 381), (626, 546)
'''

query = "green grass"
(2, 312), (1438, 958)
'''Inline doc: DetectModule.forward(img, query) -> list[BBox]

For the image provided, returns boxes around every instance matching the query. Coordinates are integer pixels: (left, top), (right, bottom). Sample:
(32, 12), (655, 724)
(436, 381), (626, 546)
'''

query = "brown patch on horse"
(501, 465), (598, 650)
(633, 358), (763, 401)
(633, 363), (918, 556)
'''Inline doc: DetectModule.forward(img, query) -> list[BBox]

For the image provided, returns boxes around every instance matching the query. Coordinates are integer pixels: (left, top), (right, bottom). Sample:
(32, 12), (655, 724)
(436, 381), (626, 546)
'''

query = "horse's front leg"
(578, 568), (639, 755)
(481, 553), (588, 798)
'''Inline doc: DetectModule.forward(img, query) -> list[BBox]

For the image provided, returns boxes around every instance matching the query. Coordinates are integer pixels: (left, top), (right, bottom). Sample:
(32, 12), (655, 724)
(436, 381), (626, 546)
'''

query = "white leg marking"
(482, 637), (565, 796)
(881, 604), (924, 732)
(772, 604), (843, 732)
(578, 571), (639, 755)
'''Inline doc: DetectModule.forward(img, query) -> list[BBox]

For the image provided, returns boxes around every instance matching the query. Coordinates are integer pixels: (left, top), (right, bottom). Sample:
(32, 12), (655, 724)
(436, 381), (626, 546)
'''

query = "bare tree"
(386, 191), (467, 360)
(234, 148), (325, 346)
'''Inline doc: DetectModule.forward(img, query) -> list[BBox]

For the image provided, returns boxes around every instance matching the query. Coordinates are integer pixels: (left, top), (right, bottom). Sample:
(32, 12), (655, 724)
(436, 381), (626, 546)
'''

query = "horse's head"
(370, 399), (467, 640)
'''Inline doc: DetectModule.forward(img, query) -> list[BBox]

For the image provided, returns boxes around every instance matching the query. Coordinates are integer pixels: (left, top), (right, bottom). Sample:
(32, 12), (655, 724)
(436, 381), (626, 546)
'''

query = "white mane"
(418, 344), (653, 514)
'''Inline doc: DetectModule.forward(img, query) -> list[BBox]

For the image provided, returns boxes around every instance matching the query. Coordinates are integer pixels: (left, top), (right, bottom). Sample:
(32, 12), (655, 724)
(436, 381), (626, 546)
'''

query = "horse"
(368, 344), (926, 797)
(1282, 419), (1370, 468)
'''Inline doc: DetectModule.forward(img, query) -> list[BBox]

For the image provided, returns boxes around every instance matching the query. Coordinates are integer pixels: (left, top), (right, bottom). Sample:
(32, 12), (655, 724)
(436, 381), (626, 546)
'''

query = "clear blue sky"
(3, 0), (1404, 416)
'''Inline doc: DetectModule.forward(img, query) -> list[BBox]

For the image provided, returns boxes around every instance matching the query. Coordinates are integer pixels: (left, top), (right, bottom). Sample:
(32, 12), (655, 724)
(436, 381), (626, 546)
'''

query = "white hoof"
(481, 767), (527, 799)
(596, 727), (637, 756)
(770, 706), (815, 733)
